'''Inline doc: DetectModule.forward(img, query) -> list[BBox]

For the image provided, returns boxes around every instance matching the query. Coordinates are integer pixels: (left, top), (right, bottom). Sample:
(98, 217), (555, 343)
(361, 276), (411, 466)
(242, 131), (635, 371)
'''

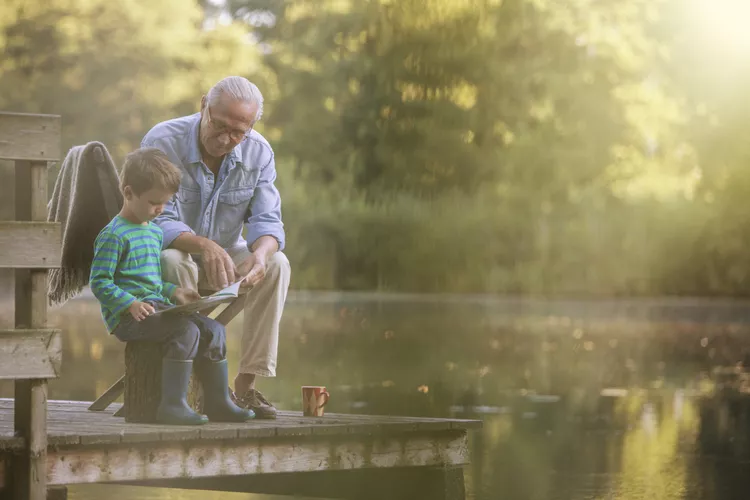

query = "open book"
(153, 281), (242, 316)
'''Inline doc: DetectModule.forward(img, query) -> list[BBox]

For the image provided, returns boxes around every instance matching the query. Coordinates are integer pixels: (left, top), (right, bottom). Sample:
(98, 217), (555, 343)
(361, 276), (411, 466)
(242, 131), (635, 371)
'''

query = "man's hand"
(173, 287), (201, 305)
(237, 252), (267, 288)
(129, 301), (155, 322)
(201, 239), (236, 290)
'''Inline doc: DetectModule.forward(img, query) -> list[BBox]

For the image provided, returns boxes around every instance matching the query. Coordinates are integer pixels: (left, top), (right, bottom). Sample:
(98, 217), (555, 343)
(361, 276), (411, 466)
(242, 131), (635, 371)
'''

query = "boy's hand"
(173, 287), (201, 305)
(129, 301), (155, 321)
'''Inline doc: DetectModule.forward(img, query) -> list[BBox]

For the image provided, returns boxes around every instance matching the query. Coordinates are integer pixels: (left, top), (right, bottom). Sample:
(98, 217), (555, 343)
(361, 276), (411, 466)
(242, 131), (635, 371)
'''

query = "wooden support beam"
(13, 156), (52, 500)
(0, 113), (61, 162)
(0, 330), (61, 379)
(13, 271), (47, 329)
(0, 161), (15, 331)
(86, 377), (124, 412)
(214, 295), (246, 325)
(17, 161), (49, 220)
(12, 380), (48, 497)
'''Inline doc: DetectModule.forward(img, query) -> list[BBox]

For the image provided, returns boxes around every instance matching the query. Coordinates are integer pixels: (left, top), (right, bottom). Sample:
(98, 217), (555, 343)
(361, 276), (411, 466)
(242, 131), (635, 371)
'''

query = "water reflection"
(11, 292), (750, 499)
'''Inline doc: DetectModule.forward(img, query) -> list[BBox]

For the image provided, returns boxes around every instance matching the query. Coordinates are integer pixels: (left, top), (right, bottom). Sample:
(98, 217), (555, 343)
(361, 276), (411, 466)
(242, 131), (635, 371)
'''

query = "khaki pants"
(161, 247), (291, 377)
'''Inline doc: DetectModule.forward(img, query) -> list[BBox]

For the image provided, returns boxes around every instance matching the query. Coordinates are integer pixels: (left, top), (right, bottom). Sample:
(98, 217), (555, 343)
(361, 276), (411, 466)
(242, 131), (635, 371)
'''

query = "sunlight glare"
(688, 0), (750, 54)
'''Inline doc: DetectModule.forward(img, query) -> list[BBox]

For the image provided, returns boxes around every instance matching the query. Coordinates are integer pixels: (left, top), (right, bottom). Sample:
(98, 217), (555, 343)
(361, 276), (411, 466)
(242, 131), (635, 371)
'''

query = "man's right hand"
(200, 239), (236, 290)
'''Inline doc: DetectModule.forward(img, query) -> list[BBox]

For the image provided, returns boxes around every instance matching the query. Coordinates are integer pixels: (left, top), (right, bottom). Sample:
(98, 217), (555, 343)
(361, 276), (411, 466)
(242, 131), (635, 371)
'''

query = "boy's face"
(123, 186), (174, 224)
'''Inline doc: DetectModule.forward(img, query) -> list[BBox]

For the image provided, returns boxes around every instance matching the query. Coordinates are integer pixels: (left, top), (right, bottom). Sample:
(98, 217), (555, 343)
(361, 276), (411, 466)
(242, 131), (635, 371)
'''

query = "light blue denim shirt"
(141, 113), (285, 252)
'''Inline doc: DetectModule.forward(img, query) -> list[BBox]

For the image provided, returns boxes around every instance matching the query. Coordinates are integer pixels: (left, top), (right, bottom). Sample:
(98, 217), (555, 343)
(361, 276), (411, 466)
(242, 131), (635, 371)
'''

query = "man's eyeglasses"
(205, 106), (253, 142)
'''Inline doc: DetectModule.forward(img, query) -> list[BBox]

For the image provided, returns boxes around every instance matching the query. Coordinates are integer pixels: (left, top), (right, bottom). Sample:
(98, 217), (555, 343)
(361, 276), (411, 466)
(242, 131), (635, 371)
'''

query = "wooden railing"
(0, 111), (62, 500)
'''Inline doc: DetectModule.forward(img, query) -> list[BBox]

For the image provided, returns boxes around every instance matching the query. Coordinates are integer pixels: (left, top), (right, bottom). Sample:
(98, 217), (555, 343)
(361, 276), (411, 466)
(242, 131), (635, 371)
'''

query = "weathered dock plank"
(0, 399), (480, 489)
(43, 431), (468, 485)
(0, 222), (61, 269)
(0, 329), (62, 379)
(0, 112), (61, 161)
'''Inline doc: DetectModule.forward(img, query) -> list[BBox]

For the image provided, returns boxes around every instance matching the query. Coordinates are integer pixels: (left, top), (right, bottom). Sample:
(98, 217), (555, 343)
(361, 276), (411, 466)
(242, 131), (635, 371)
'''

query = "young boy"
(90, 147), (253, 425)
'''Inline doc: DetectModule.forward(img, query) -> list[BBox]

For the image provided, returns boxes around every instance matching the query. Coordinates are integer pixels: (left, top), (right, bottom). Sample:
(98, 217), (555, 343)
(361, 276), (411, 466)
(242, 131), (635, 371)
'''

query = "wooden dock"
(0, 111), (482, 500)
(0, 399), (480, 499)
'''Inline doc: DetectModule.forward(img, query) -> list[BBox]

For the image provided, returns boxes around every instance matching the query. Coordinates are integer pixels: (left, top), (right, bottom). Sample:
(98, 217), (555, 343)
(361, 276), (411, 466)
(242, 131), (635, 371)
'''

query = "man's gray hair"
(207, 76), (264, 122)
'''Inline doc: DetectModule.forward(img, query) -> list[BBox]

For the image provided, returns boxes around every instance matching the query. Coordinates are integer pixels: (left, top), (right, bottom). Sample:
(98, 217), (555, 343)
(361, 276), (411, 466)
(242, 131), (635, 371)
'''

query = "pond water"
(6, 291), (750, 500)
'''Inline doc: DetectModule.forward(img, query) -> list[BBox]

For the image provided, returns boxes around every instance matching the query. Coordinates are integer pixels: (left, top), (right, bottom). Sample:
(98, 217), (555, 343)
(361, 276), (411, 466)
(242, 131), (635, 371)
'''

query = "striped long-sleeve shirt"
(90, 215), (177, 332)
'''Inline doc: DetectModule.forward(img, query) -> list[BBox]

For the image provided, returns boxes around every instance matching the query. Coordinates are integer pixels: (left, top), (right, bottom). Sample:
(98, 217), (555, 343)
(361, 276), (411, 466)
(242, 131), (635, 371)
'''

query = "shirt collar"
(185, 113), (202, 164)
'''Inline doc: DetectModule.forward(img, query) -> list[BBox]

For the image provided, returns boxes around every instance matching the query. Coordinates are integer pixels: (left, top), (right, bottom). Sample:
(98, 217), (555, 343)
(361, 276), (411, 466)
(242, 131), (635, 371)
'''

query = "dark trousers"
(113, 302), (226, 362)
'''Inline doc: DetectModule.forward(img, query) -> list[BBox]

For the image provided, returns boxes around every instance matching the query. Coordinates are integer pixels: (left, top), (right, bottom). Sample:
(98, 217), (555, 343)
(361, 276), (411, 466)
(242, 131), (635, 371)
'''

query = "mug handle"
(318, 390), (330, 409)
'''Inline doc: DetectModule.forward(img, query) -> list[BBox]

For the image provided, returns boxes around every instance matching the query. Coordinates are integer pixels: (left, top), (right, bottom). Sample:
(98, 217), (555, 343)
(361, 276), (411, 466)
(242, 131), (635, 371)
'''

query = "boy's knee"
(205, 318), (226, 341)
(173, 322), (201, 360)
(199, 317), (226, 361)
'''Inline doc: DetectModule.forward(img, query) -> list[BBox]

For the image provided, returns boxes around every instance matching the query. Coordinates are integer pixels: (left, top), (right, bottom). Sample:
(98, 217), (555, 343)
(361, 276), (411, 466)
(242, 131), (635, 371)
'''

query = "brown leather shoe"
(231, 388), (277, 419)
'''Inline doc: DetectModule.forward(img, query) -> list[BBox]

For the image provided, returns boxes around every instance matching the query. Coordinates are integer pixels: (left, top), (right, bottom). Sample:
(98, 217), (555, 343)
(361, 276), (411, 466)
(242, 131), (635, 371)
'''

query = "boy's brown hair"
(120, 147), (182, 195)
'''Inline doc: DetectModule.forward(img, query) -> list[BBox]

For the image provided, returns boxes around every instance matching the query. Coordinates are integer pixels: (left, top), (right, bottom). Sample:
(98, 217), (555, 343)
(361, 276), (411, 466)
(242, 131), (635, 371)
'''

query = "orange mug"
(302, 386), (330, 417)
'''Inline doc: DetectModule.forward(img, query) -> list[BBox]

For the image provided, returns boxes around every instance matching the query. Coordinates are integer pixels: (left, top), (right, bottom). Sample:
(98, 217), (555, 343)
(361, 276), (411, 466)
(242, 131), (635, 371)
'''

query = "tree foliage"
(0, 0), (262, 157)
(3, 0), (750, 295)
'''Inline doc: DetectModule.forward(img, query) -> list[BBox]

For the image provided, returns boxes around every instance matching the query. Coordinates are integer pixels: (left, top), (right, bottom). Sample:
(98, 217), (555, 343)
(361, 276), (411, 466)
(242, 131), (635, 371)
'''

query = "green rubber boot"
(155, 359), (209, 425)
(197, 359), (255, 422)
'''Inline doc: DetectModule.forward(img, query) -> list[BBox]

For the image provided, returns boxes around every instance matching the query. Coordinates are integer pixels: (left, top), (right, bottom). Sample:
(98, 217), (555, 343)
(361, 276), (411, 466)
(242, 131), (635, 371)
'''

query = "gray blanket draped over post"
(47, 141), (123, 306)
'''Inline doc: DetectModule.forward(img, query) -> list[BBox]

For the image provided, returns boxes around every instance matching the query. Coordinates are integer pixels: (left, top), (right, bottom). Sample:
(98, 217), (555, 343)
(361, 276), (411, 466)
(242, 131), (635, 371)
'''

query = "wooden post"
(14, 160), (51, 500)
(0, 162), (14, 330)
(0, 113), (61, 500)
(0, 111), (62, 500)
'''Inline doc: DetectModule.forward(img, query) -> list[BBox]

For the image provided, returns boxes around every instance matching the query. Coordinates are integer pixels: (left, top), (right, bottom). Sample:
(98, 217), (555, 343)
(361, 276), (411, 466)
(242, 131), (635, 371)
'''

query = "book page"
(152, 281), (241, 316)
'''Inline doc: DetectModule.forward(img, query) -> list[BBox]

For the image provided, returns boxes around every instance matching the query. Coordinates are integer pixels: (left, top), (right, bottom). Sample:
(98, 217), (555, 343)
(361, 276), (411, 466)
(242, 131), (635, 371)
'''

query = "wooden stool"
(122, 341), (205, 423)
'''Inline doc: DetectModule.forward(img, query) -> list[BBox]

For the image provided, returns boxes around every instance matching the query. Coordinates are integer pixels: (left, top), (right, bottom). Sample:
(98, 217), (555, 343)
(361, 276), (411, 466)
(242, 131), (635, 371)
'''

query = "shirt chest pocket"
(175, 188), (202, 225)
(217, 188), (254, 233)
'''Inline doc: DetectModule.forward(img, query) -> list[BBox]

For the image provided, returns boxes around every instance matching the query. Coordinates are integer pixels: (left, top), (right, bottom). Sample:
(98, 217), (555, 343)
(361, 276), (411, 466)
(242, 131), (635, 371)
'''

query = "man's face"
(199, 97), (258, 159)
(124, 186), (174, 224)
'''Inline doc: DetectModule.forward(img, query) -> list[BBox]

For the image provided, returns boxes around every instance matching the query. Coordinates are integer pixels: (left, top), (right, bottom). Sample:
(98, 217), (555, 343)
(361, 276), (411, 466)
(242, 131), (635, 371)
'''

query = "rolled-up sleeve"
(141, 137), (195, 249)
(153, 199), (195, 249)
(245, 154), (285, 251)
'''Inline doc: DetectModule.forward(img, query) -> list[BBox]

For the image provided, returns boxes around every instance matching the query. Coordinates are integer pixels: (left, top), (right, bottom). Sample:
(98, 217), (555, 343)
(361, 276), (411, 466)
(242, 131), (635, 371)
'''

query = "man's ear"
(122, 185), (134, 200)
(200, 95), (207, 112)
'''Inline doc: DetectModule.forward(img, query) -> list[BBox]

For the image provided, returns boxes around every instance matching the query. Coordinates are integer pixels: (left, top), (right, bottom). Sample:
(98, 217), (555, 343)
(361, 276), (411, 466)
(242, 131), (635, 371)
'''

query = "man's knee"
(161, 248), (194, 271)
(267, 252), (291, 280)
(161, 249), (198, 288)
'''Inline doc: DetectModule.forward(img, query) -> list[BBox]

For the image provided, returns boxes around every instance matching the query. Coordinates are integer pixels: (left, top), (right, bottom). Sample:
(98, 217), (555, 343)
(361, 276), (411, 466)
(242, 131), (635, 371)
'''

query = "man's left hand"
(238, 253), (267, 288)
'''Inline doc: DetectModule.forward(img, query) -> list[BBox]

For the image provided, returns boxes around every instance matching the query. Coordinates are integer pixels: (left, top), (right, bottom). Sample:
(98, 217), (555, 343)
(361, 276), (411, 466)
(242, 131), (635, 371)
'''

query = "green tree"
(0, 0), (263, 159)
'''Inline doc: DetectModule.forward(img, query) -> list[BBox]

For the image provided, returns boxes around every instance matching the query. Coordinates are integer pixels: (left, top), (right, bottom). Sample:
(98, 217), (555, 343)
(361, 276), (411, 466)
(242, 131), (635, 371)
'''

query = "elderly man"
(141, 76), (291, 419)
